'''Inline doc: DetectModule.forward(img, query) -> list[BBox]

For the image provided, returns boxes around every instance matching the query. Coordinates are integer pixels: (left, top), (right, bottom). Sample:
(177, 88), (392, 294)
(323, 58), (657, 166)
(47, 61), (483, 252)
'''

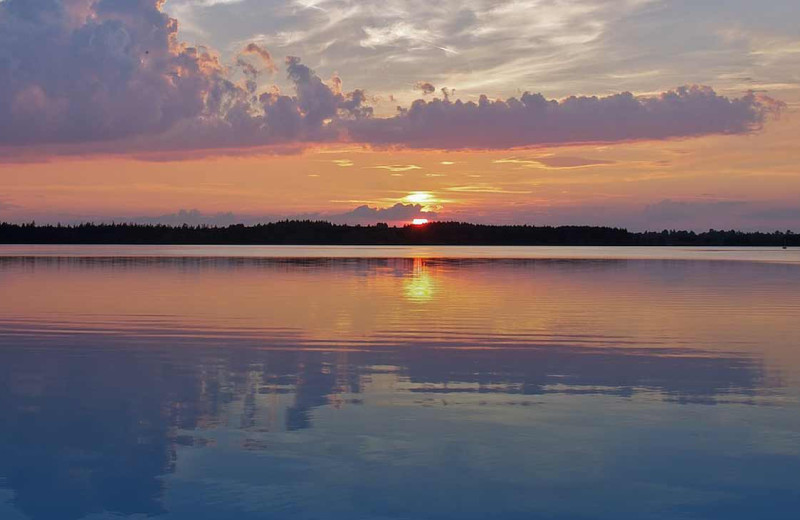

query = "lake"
(1, 246), (799, 519)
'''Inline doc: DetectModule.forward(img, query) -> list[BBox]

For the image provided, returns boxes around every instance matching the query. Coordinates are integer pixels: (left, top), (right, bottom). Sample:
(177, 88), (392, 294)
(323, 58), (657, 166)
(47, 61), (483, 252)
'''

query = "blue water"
(1, 247), (799, 519)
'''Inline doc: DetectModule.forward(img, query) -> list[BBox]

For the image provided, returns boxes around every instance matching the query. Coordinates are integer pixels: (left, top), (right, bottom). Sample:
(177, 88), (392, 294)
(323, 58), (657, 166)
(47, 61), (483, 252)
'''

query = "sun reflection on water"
(403, 258), (436, 303)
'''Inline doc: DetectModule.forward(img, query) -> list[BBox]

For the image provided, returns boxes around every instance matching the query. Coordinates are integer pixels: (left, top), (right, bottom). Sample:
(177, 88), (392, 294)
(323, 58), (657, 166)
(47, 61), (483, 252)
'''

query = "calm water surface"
(1, 246), (799, 519)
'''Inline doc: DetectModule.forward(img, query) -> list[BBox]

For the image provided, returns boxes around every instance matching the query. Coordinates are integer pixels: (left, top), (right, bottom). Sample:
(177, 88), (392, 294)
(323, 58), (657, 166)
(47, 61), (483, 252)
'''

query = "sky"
(0, 0), (798, 230)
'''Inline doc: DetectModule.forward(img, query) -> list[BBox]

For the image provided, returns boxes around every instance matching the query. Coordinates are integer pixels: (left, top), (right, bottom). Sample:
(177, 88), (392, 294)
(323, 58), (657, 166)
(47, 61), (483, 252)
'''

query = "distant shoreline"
(0, 221), (796, 247)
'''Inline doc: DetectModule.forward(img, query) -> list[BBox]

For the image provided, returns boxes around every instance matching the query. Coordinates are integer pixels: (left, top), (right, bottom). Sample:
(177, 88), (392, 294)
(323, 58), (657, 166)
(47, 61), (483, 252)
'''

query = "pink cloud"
(0, 0), (784, 160)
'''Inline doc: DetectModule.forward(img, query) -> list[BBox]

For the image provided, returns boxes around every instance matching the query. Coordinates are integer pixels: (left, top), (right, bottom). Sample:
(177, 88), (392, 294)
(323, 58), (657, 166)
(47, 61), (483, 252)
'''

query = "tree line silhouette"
(0, 221), (796, 246)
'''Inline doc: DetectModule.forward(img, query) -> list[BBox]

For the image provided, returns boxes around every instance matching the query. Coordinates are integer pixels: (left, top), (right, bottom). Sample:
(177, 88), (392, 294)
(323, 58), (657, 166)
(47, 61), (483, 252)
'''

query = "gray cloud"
(7, 201), (797, 231)
(0, 0), (369, 153)
(441, 199), (799, 232)
(345, 87), (782, 149)
(77, 204), (434, 226)
(0, 0), (785, 159)
(748, 207), (800, 221)
(0, 0), (214, 145)
(123, 209), (258, 226)
(414, 81), (436, 95)
(327, 203), (435, 224)
(240, 42), (277, 73)
(169, 0), (800, 111)
(643, 199), (749, 222)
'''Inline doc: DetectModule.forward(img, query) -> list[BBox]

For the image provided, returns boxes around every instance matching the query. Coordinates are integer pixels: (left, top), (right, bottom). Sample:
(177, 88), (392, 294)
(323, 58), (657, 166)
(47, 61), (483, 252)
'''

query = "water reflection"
(0, 254), (799, 519)
(0, 339), (771, 519)
(404, 258), (436, 303)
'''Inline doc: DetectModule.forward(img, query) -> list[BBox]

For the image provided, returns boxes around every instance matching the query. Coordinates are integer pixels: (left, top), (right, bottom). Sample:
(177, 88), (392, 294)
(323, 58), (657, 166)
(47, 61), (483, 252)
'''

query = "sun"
(412, 218), (429, 226)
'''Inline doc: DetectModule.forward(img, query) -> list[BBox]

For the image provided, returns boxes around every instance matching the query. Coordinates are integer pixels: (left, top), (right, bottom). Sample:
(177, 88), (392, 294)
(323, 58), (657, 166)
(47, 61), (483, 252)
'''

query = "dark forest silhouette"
(0, 221), (797, 246)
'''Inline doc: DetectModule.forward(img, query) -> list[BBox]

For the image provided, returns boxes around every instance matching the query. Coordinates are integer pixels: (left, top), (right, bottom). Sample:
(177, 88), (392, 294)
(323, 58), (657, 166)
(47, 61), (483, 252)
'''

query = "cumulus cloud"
(328, 203), (436, 224)
(0, 0), (216, 145)
(0, 0), (784, 159)
(345, 87), (783, 149)
(240, 43), (277, 73)
(0, 0), (369, 153)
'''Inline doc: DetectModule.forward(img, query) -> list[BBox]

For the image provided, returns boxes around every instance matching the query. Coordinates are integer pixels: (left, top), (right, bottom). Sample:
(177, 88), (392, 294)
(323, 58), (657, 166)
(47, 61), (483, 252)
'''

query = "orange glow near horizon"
(1, 102), (799, 231)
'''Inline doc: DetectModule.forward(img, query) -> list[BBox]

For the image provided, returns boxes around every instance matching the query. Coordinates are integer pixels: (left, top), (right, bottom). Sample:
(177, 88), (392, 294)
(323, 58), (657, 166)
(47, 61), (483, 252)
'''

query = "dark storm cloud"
(0, 0), (785, 158)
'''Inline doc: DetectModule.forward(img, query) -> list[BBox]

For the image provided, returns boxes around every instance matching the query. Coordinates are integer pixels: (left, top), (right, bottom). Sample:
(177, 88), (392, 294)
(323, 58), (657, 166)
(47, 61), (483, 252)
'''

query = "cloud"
(0, 0), (785, 160)
(371, 165), (422, 172)
(495, 156), (615, 169)
(0, 0), (217, 146)
(643, 199), (748, 221)
(235, 43), (277, 93)
(0, 199), (18, 212)
(445, 185), (532, 194)
(360, 22), (435, 49)
(637, 200), (800, 230)
(747, 207), (800, 221)
(328, 203), (436, 224)
(240, 43), (277, 73)
(0, 0), (370, 154)
(346, 87), (783, 149)
(169, 0), (798, 123)
(414, 81), (436, 95)
(124, 209), (256, 226)
(639, 199), (757, 229)
(44, 204), (435, 226)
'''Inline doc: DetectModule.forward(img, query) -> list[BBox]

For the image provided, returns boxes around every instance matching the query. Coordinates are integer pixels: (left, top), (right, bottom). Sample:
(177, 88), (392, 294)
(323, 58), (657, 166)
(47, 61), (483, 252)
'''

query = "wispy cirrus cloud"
(371, 165), (422, 172)
(495, 156), (616, 169)
(445, 185), (533, 194)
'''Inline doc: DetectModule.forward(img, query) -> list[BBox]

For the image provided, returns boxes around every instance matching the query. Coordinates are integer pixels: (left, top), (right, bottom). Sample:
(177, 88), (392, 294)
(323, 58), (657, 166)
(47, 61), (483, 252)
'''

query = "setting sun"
(1, 0), (799, 518)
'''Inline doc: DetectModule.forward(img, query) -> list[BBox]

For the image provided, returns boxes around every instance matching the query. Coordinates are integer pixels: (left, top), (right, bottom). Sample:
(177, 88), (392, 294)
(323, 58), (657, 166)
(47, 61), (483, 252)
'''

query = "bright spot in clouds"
(412, 218), (429, 225)
(373, 165), (422, 172)
(404, 191), (435, 204)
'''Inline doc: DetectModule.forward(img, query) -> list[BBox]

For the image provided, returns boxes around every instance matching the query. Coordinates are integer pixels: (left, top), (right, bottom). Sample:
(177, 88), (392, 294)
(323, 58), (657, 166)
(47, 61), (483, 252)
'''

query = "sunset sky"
(0, 0), (798, 230)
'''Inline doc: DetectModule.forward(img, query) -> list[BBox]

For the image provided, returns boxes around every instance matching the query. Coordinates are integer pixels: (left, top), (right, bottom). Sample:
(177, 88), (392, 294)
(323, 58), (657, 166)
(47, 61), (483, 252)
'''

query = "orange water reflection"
(1, 255), (799, 367)
(2, 254), (800, 519)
